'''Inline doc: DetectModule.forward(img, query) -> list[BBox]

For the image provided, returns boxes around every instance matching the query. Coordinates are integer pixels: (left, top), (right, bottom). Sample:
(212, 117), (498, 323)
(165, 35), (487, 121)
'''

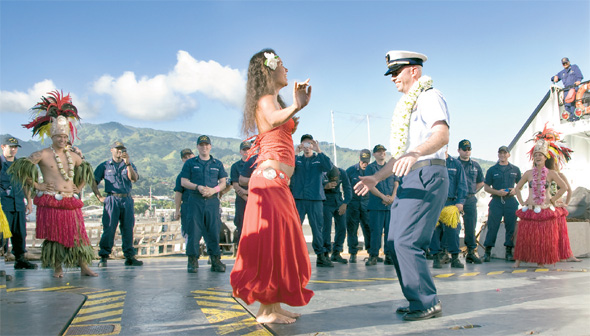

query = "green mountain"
(2, 122), (496, 196)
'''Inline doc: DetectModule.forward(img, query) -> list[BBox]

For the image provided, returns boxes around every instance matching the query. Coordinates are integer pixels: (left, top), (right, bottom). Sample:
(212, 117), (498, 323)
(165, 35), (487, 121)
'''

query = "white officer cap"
(384, 50), (427, 76)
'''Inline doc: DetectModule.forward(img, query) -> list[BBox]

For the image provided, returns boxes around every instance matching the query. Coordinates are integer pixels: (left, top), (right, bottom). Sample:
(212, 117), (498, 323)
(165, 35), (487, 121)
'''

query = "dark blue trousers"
(99, 196), (136, 258)
(346, 201), (370, 254)
(4, 210), (27, 258)
(322, 203), (346, 253)
(295, 199), (326, 254)
(462, 195), (478, 250)
(369, 210), (394, 257)
(185, 196), (221, 257)
(484, 197), (518, 248)
(387, 165), (449, 311)
(429, 221), (461, 254)
(233, 197), (246, 244)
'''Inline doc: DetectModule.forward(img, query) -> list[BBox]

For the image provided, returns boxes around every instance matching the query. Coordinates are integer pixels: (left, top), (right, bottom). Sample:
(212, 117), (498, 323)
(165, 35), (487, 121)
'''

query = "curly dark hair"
(241, 48), (286, 137)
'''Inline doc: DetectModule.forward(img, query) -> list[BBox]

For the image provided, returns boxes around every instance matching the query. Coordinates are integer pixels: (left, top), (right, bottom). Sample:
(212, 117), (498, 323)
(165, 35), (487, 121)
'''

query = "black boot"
(331, 251), (348, 264)
(349, 253), (357, 263)
(317, 253), (334, 267)
(466, 249), (482, 264)
(483, 247), (492, 262)
(125, 257), (143, 266)
(450, 254), (464, 268)
(210, 255), (226, 272)
(433, 253), (442, 268)
(98, 256), (108, 268)
(14, 255), (38, 270)
(505, 246), (514, 261)
(384, 253), (395, 265)
(187, 255), (199, 273)
(365, 255), (378, 266)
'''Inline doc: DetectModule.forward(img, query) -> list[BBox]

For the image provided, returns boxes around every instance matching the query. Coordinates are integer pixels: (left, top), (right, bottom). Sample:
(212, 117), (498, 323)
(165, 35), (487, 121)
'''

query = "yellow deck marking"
(196, 300), (243, 309)
(81, 289), (112, 295)
(86, 291), (126, 299)
(241, 330), (272, 336)
(435, 273), (455, 278)
(83, 295), (125, 306)
(338, 279), (375, 282)
(512, 269), (527, 273)
(309, 280), (342, 284)
(78, 302), (125, 315)
(195, 295), (236, 303)
(202, 308), (248, 322)
(33, 286), (77, 292)
(366, 278), (397, 281)
(102, 317), (122, 322)
(71, 309), (124, 324)
(535, 269), (549, 272)
(460, 272), (480, 277)
(192, 289), (228, 295)
(487, 271), (505, 275)
(0, 285), (6, 289)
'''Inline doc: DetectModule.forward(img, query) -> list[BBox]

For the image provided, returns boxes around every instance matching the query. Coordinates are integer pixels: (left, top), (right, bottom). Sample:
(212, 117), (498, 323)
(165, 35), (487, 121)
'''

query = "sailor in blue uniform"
(552, 57), (584, 121)
(291, 134), (334, 267)
(174, 148), (195, 270)
(93, 141), (143, 267)
(483, 145), (521, 262)
(345, 149), (372, 263)
(322, 166), (352, 264)
(230, 141), (251, 245)
(457, 139), (484, 264)
(180, 135), (228, 272)
(1, 137), (37, 269)
(365, 144), (398, 266)
(429, 152), (467, 268)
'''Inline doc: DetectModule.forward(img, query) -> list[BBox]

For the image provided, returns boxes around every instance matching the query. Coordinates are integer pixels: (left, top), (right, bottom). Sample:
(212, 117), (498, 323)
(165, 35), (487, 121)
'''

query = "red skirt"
(514, 208), (559, 265)
(230, 168), (314, 306)
(34, 194), (90, 248)
(555, 207), (573, 259)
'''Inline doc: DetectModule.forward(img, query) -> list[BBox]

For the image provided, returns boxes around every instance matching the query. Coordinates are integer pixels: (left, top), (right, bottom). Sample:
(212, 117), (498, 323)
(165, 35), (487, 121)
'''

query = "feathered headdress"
(22, 90), (80, 143)
(527, 123), (573, 167)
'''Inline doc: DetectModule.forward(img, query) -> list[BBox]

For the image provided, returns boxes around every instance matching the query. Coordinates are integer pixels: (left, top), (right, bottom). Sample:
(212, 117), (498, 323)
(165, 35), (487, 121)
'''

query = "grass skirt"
(230, 169), (314, 306)
(34, 194), (93, 268)
(0, 201), (12, 239)
(555, 207), (573, 259)
(514, 208), (559, 265)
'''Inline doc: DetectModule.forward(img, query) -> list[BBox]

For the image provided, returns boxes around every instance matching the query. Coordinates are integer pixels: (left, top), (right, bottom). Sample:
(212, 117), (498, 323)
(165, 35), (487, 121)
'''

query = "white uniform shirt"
(406, 88), (450, 161)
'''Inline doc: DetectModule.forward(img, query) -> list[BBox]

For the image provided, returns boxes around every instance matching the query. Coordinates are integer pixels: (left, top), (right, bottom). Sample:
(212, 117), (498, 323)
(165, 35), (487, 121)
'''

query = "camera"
(303, 143), (311, 148)
(504, 188), (510, 192)
(121, 148), (127, 153)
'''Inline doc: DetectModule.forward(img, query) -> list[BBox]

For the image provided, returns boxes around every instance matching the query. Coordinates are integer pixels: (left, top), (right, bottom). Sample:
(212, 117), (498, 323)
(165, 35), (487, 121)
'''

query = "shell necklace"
(52, 146), (74, 181)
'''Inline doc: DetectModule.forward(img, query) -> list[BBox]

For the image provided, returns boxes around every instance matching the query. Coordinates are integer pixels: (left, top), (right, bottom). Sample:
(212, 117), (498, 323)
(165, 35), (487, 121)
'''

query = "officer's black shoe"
(377, 256), (384, 262)
(365, 255), (378, 266)
(483, 247), (492, 262)
(349, 253), (357, 263)
(187, 255), (199, 273)
(317, 253), (334, 267)
(466, 249), (482, 264)
(14, 256), (38, 270)
(450, 254), (464, 268)
(396, 306), (410, 314)
(331, 251), (348, 264)
(384, 254), (395, 265)
(432, 254), (442, 269)
(125, 257), (143, 266)
(403, 301), (442, 321)
(98, 256), (108, 268)
(425, 251), (434, 260)
(210, 255), (226, 272)
(505, 246), (515, 261)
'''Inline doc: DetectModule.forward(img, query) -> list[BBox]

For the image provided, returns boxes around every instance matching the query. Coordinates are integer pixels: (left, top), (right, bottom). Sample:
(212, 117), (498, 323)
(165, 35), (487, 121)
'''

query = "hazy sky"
(1, 0), (588, 161)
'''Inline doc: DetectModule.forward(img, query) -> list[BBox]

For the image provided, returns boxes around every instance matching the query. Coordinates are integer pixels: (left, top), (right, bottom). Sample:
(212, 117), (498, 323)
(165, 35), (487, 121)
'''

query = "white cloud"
(93, 50), (246, 121)
(0, 80), (98, 119)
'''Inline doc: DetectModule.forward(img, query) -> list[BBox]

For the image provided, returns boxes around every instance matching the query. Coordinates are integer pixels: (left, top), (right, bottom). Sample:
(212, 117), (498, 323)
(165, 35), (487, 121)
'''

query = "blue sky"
(1, 0), (588, 161)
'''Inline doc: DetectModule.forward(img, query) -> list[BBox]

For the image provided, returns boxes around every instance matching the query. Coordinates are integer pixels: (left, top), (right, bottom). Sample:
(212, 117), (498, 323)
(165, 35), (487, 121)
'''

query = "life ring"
(575, 83), (590, 117)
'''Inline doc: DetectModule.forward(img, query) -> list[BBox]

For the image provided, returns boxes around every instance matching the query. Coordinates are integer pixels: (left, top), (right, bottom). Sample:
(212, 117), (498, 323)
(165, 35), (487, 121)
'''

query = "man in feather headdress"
(9, 91), (97, 278)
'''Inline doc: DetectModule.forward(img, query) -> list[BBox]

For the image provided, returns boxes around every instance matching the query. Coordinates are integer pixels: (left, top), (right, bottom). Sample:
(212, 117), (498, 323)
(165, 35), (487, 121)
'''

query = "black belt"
(410, 159), (446, 172)
(492, 194), (514, 199)
(447, 197), (457, 202)
(108, 193), (129, 198)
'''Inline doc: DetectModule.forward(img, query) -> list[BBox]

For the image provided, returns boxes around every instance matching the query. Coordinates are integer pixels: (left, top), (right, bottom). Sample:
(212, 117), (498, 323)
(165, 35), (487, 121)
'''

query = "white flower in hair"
(264, 52), (279, 70)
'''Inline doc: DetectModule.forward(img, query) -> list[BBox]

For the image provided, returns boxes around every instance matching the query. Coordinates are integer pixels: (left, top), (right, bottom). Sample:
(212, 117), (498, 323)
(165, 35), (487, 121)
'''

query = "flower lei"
(531, 166), (548, 205)
(389, 76), (433, 158)
(264, 52), (278, 70)
(52, 146), (74, 181)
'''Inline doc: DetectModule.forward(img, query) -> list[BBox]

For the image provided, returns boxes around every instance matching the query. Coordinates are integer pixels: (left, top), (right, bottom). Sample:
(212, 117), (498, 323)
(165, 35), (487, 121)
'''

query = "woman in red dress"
(230, 49), (313, 324)
(513, 138), (567, 268)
